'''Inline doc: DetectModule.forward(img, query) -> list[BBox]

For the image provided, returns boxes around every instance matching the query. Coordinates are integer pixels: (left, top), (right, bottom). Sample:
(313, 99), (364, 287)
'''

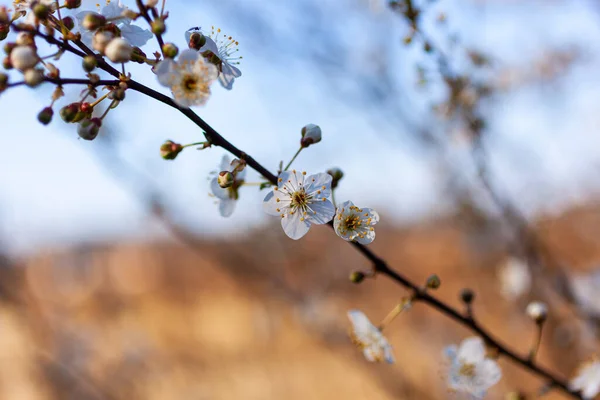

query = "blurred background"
(1, 0), (600, 398)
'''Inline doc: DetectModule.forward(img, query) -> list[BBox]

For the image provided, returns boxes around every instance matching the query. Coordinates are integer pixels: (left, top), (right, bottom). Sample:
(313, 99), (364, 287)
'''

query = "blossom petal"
(477, 359), (502, 388)
(356, 230), (376, 245)
(457, 337), (486, 363)
(444, 345), (458, 360)
(199, 37), (220, 55)
(304, 172), (332, 198)
(179, 49), (200, 64)
(263, 190), (289, 216)
(155, 59), (176, 86)
(306, 199), (335, 225)
(281, 211), (310, 240)
(119, 23), (153, 47)
(219, 198), (236, 217)
(218, 70), (236, 90)
(278, 170), (304, 191)
(347, 310), (375, 338)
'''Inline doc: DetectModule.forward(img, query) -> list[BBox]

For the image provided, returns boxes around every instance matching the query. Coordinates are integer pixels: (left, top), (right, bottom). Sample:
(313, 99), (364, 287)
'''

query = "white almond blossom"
(569, 360), (600, 399)
(445, 337), (502, 399)
(210, 155), (246, 218)
(333, 201), (379, 245)
(570, 270), (600, 318)
(263, 170), (335, 240)
(155, 49), (218, 108)
(76, 0), (152, 48)
(498, 257), (531, 300)
(185, 26), (242, 90)
(347, 310), (394, 363)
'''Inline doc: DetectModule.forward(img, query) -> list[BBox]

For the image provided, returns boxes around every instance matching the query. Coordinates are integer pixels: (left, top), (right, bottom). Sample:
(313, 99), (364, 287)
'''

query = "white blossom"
(498, 257), (531, 300)
(570, 270), (600, 318)
(445, 337), (502, 398)
(104, 37), (131, 63)
(263, 170), (335, 240)
(347, 310), (394, 363)
(526, 301), (548, 323)
(333, 201), (379, 244)
(10, 45), (38, 71)
(155, 49), (218, 108)
(185, 26), (242, 90)
(570, 360), (600, 399)
(210, 155), (246, 218)
(76, 0), (152, 48)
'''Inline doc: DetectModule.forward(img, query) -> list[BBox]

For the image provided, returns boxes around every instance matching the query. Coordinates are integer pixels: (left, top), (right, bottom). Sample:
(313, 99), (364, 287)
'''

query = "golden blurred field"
(1, 204), (599, 400)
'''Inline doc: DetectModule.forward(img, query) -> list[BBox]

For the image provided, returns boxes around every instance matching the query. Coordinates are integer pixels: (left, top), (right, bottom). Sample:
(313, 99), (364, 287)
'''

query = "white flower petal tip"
(333, 201), (379, 245)
(263, 170), (334, 240)
(347, 310), (394, 364)
(210, 155), (245, 217)
(498, 257), (531, 300)
(155, 51), (218, 108)
(185, 26), (242, 90)
(445, 336), (501, 398)
(569, 360), (600, 400)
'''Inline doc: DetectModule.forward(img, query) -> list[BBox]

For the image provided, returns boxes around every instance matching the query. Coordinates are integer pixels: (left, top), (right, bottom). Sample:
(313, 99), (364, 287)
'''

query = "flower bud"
(300, 123), (322, 147)
(2, 56), (12, 70)
(162, 42), (178, 58)
(0, 71), (6, 88)
(130, 46), (146, 63)
(60, 102), (80, 123)
(460, 288), (474, 304)
(24, 68), (44, 87)
(10, 45), (38, 71)
(77, 118), (102, 140)
(109, 87), (126, 101)
(3, 42), (15, 55)
(0, 23), (8, 41)
(82, 12), (106, 31)
(151, 18), (165, 35)
(92, 31), (113, 53)
(15, 32), (34, 46)
(327, 167), (344, 189)
(79, 102), (93, 114)
(37, 107), (54, 125)
(188, 32), (206, 50)
(160, 140), (183, 160)
(104, 37), (131, 63)
(217, 171), (234, 188)
(526, 301), (548, 324)
(65, 0), (82, 9)
(349, 271), (365, 284)
(82, 55), (97, 72)
(0, 7), (9, 25)
(33, 3), (51, 20)
(62, 16), (75, 30)
(426, 274), (441, 290)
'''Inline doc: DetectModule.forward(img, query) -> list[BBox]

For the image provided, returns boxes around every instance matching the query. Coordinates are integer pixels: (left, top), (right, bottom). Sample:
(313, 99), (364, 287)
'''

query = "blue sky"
(1, 0), (599, 254)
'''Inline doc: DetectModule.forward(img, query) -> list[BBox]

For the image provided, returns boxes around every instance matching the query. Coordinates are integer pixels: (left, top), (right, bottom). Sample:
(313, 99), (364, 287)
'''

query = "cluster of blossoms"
(3, 2), (600, 400)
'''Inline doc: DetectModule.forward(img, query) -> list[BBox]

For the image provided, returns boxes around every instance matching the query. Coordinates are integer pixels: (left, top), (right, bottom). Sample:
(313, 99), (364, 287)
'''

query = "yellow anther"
(322, 198), (326, 201)
(276, 208), (280, 212)
(322, 185), (326, 189)
(370, 227), (374, 231)
(278, 178), (282, 182)
(300, 218), (305, 221)
(317, 190), (321, 194)
(364, 213), (369, 216)
(276, 198), (280, 202)
(293, 169), (296, 173)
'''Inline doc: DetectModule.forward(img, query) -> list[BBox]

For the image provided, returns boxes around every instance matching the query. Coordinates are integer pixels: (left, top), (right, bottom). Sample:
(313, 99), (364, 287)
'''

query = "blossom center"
(291, 190), (308, 208)
(182, 74), (198, 92)
(459, 362), (476, 378)
(343, 214), (361, 231)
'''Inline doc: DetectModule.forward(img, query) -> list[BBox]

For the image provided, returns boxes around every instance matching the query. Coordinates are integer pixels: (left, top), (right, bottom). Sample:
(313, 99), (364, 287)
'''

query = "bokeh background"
(1, 0), (600, 398)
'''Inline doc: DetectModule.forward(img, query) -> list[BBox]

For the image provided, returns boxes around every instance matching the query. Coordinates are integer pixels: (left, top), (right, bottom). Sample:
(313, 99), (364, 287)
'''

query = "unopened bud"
(79, 102), (93, 114)
(65, 0), (82, 9)
(217, 171), (234, 188)
(3, 42), (15, 55)
(460, 288), (474, 304)
(2, 56), (12, 70)
(0, 23), (8, 41)
(109, 87), (126, 101)
(92, 31), (113, 53)
(82, 55), (97, 72)
(62, 16), (75, 30)
(10, 45), (38, 71)
(104, 37), (131, 63)
(0, 72), (7, 91)
(33, 3), (51, 20)
(426, 274), (441, 290)
(526, 301), (548, 324)
(327, 167), (344, 189)
(162, 42), (178, 58)
(37, 107), (54, 125)
(24, 68), (44, 87)
(77, 118), (102, 140)
(300, 123), (322, 147)
(0, 7), (9, 24)
(15, 32), (34, 46)
(349, 271), (366, 284)
(130, 46), (146, 63)
(188, 32), (206, 50)
(151, 19), (166, 35)
(160, 140), (183, 160)
(60, 102), (80, 123)
(82, 12), (106, 31)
